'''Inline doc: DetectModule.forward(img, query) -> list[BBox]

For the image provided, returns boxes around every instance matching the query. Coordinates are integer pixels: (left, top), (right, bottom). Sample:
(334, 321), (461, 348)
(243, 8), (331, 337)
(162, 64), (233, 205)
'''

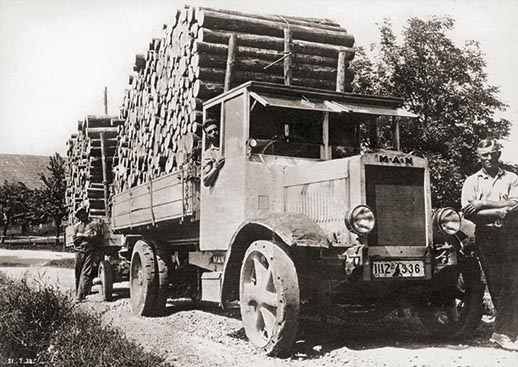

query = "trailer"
(95, 81), (485, 356)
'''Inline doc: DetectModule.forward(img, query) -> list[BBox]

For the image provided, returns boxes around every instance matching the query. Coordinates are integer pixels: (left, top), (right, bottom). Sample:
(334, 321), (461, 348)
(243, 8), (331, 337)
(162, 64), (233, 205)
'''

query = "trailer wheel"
(418, 257), (484, 339)
(130, 240), (169, 316)
(240, 240), (299, 357)
(98, 260), (113, 301)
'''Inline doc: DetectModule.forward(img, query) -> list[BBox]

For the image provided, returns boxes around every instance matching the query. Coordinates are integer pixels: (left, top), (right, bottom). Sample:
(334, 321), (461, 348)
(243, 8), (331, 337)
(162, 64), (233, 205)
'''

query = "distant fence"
(0, 235), (64, 246)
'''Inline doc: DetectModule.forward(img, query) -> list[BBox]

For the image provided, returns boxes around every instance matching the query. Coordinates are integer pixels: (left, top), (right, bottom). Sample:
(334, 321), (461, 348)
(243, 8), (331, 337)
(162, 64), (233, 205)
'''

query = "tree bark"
(196, 29), (355, 59)
(197, 9), (354, 47)
(196, 6), (342, 29)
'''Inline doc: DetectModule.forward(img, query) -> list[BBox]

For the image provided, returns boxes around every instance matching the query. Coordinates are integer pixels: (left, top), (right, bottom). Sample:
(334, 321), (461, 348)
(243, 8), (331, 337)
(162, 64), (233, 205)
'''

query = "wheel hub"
(137, 270), (143, 286)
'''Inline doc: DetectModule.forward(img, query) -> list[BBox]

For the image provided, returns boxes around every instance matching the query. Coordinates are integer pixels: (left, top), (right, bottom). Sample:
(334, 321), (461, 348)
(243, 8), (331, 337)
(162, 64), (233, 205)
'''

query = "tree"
(0, 181), (33, 243)
(351, 17), (511, 208)
(34, 153), (68, 245)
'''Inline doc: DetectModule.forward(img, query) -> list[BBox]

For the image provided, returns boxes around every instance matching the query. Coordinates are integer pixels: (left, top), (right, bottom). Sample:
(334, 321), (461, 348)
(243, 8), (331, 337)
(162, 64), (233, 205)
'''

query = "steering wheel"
(261, 134), (306, 156)
(261, 135), (282, 155)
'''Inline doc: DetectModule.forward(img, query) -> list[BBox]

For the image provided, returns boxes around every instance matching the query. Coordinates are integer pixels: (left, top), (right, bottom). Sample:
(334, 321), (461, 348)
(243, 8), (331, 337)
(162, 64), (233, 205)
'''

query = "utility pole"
(104, 86), (108, 115)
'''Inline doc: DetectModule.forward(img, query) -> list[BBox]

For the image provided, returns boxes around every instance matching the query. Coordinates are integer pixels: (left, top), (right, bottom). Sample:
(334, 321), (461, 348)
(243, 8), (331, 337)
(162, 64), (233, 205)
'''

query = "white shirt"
(461, 167), (518, 208)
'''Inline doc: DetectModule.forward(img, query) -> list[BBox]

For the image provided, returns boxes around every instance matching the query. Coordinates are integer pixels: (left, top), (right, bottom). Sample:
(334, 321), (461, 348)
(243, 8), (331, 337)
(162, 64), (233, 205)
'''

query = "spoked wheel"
(130, 240), (169, 316)
(240, 240), (299, 357)
(418, 257), (484, 339)
(98, 260), (113, 301)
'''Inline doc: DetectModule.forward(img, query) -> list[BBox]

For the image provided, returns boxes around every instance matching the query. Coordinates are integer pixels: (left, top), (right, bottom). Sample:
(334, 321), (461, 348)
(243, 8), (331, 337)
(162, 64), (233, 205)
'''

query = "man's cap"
(477, 139), (500, 154)
(203, 118), (218, 129)
(75, 203), (89, 217)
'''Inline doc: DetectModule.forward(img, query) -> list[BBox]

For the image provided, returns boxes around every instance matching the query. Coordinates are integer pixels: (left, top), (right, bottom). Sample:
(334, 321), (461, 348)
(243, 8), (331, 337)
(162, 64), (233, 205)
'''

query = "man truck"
(86, 81), (483, 357)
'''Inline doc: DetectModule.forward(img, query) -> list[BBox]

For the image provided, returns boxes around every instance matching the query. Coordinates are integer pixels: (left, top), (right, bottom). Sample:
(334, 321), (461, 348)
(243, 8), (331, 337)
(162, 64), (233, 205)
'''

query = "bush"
(0, 272), (170, 367)
(0, 273), (74, 363)
(45, 257), (75, 268)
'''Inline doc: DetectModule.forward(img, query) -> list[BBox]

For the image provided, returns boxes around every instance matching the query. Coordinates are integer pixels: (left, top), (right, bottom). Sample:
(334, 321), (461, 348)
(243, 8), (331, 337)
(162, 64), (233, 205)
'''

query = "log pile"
(65, 115), (124, 221)
(112, 5), (356, 194)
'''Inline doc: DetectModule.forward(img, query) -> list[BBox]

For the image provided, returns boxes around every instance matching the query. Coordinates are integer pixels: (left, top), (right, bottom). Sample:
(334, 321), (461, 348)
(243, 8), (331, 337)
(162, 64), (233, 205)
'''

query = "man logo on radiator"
(378, 154), (413, 166)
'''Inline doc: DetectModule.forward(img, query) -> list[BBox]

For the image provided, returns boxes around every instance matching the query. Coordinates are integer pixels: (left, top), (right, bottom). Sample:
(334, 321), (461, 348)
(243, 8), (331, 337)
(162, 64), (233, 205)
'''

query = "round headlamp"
(345, 205), (375, 235)
(433, 207), (461, 236)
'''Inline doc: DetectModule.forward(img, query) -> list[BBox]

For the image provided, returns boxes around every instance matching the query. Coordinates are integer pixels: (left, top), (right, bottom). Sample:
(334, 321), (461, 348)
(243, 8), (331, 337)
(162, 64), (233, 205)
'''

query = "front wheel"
(240, 240), (300, 357)
(417, 257), (484, 339)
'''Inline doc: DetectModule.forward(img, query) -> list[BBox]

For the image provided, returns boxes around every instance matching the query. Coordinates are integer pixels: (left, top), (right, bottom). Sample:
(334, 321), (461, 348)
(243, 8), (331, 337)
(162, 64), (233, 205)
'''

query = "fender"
(220, 213), (329, 305)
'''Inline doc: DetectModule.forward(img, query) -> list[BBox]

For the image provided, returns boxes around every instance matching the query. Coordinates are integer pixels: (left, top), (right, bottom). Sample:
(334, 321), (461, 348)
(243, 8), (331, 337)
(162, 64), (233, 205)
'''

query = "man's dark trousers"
(75, 250), (94, 300)
(476, 225), (518, 337)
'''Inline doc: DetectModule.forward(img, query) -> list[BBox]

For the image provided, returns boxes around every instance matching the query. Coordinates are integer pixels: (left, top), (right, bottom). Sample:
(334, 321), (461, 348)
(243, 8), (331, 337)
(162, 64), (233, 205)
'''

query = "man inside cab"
(202, 118), (225, 187)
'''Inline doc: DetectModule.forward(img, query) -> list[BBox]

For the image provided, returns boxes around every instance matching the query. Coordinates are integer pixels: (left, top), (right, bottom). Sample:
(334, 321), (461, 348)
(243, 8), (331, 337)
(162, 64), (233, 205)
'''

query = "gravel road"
(1, 250), (517, 367)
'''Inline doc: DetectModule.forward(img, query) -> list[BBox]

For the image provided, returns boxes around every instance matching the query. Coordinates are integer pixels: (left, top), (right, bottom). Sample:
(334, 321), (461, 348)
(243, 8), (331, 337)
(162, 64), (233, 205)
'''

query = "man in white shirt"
(462, 139), (518, 350)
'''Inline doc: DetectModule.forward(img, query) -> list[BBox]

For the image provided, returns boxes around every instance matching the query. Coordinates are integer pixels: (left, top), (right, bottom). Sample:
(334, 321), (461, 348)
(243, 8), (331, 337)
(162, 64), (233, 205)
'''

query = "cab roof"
(204, 81), (417, 118)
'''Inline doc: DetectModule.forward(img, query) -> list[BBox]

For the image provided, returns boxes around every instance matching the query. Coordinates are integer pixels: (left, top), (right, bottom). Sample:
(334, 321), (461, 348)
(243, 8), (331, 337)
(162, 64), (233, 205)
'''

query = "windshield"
(249, 104), (322, 158)
(249, 103), (361, 160)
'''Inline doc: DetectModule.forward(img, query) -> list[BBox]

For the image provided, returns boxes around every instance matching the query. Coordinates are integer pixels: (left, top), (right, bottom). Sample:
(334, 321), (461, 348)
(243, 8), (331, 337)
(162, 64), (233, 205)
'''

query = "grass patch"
(45, 257), (75, 269)
(0, 271), (171, 366)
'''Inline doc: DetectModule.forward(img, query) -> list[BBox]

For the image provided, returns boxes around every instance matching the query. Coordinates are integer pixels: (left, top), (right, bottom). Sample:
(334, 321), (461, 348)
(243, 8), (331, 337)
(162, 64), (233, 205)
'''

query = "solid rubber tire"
(240, 240), (300, 357)
(98, 260), (113, 302)
(418, 257), (484, 339)
(130, 240), (169, 316)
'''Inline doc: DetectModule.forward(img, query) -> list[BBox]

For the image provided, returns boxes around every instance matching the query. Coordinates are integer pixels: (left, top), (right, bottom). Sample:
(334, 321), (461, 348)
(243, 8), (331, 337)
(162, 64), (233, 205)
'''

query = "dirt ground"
(1, 250), (517, 367)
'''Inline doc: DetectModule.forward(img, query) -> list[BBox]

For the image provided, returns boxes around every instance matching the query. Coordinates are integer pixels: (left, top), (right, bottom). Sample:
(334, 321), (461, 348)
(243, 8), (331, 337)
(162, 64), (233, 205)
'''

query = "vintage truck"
(93, 81), (483, 356)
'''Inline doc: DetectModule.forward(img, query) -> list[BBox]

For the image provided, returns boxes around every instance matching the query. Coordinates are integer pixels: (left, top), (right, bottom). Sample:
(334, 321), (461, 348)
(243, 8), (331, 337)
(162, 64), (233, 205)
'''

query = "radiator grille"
(365, 166), (425, 246)
(285, 179), (347, 225)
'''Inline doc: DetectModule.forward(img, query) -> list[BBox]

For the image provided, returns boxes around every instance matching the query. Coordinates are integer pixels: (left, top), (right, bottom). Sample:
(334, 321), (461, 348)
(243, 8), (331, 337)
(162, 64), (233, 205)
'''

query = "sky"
(1, 0), (517, 163)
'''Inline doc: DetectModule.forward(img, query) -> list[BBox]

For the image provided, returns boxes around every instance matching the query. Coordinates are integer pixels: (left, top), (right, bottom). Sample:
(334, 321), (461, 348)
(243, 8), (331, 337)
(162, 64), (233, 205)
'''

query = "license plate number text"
(372, 260), (424, 278)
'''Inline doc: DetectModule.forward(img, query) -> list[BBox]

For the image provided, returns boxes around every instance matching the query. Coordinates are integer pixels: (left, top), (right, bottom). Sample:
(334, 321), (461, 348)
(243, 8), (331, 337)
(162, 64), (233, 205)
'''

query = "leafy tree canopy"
(34, 153), (67, 243)
(0, 180), (33, 241)
(352, 16), (511, 208)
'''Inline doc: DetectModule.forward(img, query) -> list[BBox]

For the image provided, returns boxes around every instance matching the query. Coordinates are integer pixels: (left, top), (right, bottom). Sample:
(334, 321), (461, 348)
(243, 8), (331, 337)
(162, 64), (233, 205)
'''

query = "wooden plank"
(152, 200), (184, 221)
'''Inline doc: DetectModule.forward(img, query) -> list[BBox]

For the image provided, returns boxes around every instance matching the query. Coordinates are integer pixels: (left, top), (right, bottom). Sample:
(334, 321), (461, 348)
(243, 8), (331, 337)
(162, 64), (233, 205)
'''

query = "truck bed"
(111, 167), (200, 232)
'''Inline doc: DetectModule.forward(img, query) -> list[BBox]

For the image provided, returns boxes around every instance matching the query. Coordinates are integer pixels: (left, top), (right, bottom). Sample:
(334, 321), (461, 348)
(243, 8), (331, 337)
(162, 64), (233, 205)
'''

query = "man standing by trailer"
(72, 206), (100, 302)
(462, 139), (518, 350)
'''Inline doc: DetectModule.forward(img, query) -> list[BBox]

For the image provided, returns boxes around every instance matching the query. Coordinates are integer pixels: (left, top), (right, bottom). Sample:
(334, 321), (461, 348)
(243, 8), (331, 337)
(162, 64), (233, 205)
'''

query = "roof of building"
(0, 153), (50, 189)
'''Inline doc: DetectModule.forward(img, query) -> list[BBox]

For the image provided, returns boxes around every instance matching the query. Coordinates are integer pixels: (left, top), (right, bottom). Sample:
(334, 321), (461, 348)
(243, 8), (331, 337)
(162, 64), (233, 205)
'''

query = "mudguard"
(249, 213), (330, 248)
(220, 213), (329, 305)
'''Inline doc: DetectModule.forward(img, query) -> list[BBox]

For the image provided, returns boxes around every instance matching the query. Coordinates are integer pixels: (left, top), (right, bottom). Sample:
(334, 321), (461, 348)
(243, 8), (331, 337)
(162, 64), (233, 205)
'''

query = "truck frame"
(91, 81), (483, 356)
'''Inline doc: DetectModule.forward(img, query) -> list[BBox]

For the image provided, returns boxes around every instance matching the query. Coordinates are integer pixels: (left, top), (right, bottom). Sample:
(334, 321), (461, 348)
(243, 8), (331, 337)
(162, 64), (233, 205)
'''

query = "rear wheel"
(130, 241), (169, 316)
(240, 240), (299, 357)
(418, 257), (484, 339)
(98, 260), (113, 301)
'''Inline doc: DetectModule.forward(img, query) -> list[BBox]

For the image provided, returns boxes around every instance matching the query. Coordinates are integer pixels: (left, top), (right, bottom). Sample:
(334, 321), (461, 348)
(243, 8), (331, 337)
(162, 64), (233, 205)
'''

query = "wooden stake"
(99, 132), (110, 214)
(104, 86), (108, 115)
(283, 28), (293, 85)
(336, 51), (346, 92)
(224, 33), (237, 91)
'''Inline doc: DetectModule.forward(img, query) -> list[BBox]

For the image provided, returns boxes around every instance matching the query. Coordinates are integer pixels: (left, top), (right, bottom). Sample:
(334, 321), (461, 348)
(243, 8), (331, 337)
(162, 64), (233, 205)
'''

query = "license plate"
(372, 260), (425, 278)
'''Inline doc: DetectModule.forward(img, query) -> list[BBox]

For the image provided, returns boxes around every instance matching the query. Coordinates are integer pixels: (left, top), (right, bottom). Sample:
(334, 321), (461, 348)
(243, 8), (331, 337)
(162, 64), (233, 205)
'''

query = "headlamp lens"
(435, 208), (461, 235)
(346, 205), (375, 235)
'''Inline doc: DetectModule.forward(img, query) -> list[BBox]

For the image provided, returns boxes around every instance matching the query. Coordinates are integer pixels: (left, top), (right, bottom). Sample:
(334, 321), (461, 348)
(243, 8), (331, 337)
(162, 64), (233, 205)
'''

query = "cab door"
(200, 92), (249, 251)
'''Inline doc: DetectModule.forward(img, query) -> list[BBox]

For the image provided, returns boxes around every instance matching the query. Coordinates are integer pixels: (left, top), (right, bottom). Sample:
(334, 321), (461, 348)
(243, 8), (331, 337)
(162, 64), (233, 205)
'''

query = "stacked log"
(112, 5), (356, 193)
(65, 115), (124, 221)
